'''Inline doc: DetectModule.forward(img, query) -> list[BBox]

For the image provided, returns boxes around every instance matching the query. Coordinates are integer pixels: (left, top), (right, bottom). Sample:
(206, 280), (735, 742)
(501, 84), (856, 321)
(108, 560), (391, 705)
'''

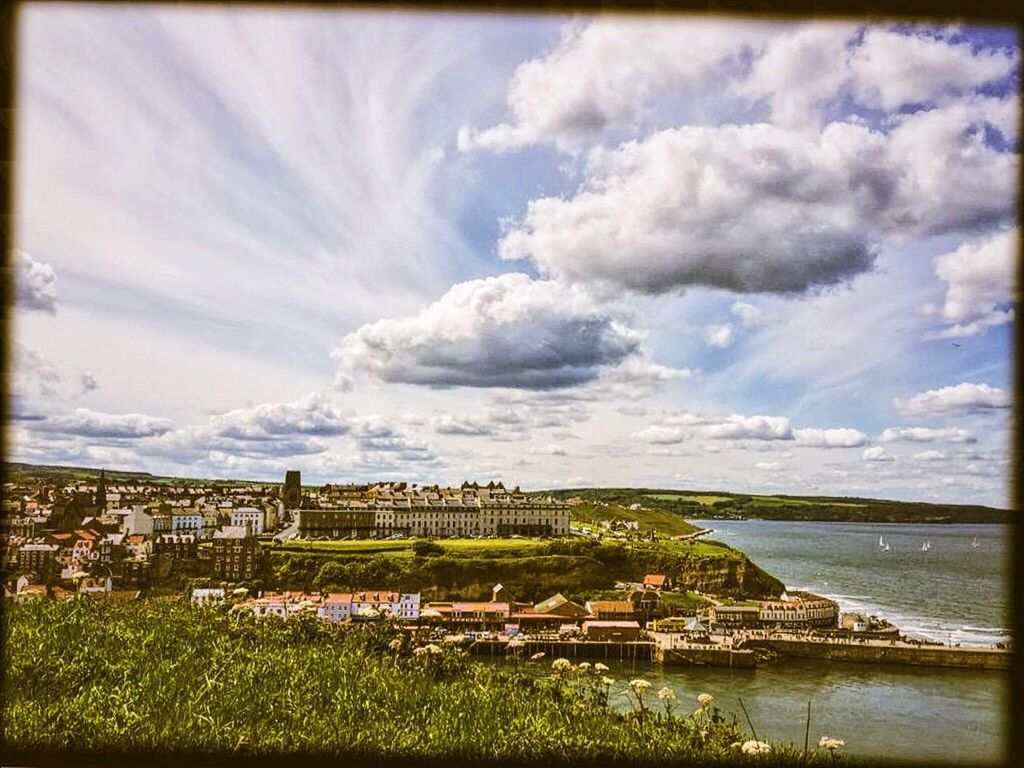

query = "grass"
(1, 598), (833, 765)
(569, 503), (700, 536)
(644, 494), (733, 505)
(267, 538), (549, 557)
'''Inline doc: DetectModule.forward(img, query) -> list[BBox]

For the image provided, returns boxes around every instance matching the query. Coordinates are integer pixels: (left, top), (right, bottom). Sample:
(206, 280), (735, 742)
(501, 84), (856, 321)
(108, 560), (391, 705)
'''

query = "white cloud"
(848, 28), (1018, 112)
(334, 273), (664, 390)
(459, 18), (773, 152)
(208, 393), (351, 440)
(499, 101), (1016, 295)
(34, 408), (174, 439)
(15, 250), (58, 313)
(879, 426), (977, 443)
(755, 461), (784, 471)
(634, 412), (793, 444)
(894, 382), (1010, 416)
(912, 449), (947, 461)
(793, 427), (869, 447)
(920, 228), (1017, 338)
(731, 301), (771, 327)
(862, 445), (896, 462)
(704, 323), (735, 348)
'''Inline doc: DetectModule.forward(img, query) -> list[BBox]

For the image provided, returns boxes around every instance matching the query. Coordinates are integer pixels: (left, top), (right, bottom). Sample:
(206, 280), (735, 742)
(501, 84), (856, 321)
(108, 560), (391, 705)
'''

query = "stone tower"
(283, 470), (302, 510)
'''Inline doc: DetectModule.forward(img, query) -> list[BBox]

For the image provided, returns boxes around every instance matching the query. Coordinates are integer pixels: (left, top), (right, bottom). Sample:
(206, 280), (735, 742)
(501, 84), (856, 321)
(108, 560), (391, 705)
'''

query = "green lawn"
(643, 493), (733, 505)
(267, 537), (550, 557)
(569, 503), (699, 536)
(750, 496), (866, 508)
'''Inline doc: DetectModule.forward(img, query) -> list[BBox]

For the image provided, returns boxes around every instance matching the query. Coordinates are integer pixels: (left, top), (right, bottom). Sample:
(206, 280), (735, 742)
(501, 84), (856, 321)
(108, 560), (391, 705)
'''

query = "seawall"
(740, 639), (1010, 670)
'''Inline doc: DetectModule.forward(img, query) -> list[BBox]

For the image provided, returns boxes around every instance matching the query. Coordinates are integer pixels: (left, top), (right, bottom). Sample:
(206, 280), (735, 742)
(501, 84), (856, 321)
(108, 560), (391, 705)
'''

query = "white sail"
(879, 535), (885, 547)
(884, 543), (890, 551)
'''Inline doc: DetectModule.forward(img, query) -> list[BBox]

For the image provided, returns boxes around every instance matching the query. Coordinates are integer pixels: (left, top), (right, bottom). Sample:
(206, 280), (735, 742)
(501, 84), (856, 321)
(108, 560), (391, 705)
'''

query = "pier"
(736, 635), (1011, 670)
(470, 639), (655, 662)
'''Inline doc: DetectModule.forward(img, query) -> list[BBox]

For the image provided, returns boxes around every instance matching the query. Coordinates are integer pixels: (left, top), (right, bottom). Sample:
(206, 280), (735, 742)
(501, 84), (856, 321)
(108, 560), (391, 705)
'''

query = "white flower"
(741, 740), (771, 755)
(552, 657), (573, 673)
(530, 652), (545, 661)
(697, 693), (714, 708)
(657, 686), (676, 701)
(423, 643), (442, 655)
(819, 736), (846, 751)
(629, 678), (652, 692)
(594, 662), (609, 672)
(730, 742), (742, 749)
(601, 676), (615, 686)
(413, 646), (428, 657)
(388, 638), (403, 651)
(507, 637), (526, 649)
(578, 661), (591, 672)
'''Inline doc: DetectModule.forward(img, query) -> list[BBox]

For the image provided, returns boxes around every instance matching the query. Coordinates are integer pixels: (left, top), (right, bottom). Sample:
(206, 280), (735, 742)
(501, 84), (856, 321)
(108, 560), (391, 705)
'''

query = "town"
(3, 467), (1010, 671)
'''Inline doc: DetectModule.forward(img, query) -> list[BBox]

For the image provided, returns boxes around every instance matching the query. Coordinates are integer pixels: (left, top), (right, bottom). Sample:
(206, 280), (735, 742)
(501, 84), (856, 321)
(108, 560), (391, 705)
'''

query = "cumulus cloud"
(848, 28), (1019, 112)
(912, 449), (947, 461)
(879, 426), (977, 443)
(15, 250), (58, 313)
(634, 412), (793, 444)
(755, 461), (784, 471)
(862, 446), (896, 462)
(334, 273), (660, 390)
(458, 18), (773, 152)
(704, 324), (735, 348)
(793, 427), (869, 447)
(894, 382), (1010, 416)
(919, 228), (1017, 338)
(208, 393), (351, 440)
(34, 408), (174, 439)
(499, 100), (1016, 295)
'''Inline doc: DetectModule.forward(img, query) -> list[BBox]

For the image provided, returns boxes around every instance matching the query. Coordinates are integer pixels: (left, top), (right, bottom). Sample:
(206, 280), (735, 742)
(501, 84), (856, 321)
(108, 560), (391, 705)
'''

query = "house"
(515, 593), (589, 631)
(643, 574), (671, 591)
(318, 593), (355, 622)
(78, 576), (113, 593)
(212, 526), (259, 580)
(581, 620), (642, 641)
(349, 590), (420, 620)
(708, 603), (760, 628)
(153, 534), (198, 559)
(191, 588), (226, 606)
(230, 508), (265, 536)
(585, 600), (636, 621)
(16, 543), (59, 580)
(122, 508), (154, 537)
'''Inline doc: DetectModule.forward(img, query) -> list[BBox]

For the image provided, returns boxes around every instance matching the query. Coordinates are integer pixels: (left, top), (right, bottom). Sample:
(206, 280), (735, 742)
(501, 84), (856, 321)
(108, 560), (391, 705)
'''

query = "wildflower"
(530, 652), (545, 661)
(657, 686), (676, 701)
(697, 693), (714, 709)
(819, 736), (846, 751)
(578, 662), (591, 672)
(730, 742), (742, 749)
(601, 676), (615, 686)
(741, 740), (771, 755)
(594, 662), (609, 673)
(423, 643), (442, 655)
(413, 646), (428, 657)
(443, 634), (465, 644)
(552, 658), (573, 673)
(629, 679), (652, 692)
(388, 638), (403, 652)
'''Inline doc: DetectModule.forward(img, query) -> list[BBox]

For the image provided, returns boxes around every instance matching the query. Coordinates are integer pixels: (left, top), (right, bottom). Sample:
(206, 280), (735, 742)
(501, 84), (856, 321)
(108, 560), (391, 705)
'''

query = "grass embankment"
(259, 537), (781, 603)
(550, 487), (1011, 524)
(568, 502), (701, 536)
(268, 538), (547, 557)
(1, 599), (833, 765)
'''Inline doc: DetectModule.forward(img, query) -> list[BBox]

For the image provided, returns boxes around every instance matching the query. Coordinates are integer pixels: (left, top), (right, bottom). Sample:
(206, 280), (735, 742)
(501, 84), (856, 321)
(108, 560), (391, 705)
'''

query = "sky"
(9, 6), (1019, 507)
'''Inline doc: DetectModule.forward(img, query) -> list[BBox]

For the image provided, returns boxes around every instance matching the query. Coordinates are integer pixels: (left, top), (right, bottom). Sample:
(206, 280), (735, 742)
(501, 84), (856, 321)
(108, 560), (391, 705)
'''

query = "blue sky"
(10, 6), (1018, 507)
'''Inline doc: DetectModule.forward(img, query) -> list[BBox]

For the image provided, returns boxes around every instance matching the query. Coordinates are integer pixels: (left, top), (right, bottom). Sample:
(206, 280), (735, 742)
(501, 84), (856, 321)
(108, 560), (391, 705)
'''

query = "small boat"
(878, 535), (885, 548)
(921, 541), (931, 552)
(883, 543), (890, 552)
(971, 537), (980, 550)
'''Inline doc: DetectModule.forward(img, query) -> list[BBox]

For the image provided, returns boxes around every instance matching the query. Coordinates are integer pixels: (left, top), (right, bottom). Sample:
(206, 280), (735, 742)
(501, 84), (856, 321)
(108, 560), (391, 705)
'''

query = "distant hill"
(543, 487), (1013, 525)
(2, 463), (271, 487)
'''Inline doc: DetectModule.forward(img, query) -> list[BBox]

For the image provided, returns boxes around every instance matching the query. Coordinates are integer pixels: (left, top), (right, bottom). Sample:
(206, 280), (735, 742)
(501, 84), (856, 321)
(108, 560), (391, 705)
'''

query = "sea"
(606, 520), (1012, 765)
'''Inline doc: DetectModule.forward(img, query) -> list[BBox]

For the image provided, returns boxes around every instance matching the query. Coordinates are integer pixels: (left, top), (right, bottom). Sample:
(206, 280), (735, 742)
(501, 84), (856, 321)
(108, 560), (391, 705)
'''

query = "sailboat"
(878, 535), (885, 549)
(970, 537), (980, 550)
(921, 541), (931, 552)
(884, 542), (890, 552)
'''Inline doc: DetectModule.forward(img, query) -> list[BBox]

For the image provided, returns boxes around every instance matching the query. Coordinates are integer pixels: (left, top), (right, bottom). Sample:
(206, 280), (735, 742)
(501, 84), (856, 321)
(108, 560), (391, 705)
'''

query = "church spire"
(95, 468), (107, 511)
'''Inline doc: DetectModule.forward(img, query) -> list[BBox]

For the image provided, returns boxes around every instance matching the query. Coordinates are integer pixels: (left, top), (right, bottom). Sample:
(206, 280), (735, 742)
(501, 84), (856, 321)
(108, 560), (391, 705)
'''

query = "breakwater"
(738, 638), (1010, 670)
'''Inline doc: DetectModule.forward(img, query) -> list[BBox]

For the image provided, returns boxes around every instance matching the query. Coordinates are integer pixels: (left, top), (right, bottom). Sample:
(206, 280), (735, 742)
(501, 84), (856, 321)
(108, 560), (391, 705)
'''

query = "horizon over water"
(690, 519), (1010, 648)
(630, 519), (1010, 764)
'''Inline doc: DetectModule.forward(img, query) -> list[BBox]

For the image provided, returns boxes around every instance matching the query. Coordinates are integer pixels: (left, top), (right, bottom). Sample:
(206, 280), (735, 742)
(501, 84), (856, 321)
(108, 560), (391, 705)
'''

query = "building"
(153, 534), (198, 559)
(581, 620), (642, 641)
(191, 588), (226, 606)
(350, 590), (421, 620)
(758, 592), (839, 629)
(230, 508), (265, 536)
(585, 600), (636, 621)
(708, 603), (761, 628)
(122, 508), (154, 537)
(212, 526), (259, 580)
(318, 593), (355, 622)
(643, 574), (671, 590)
(298, 508), (376, 538)
(171, 512), (203, 534)
(425, 601), (511, 630)
(283, 470), (302, 510)
(17, 543), (59, 579)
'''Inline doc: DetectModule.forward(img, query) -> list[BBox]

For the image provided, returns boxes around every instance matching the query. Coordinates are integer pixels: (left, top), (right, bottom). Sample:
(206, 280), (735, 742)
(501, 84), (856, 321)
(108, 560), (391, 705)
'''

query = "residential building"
(581, 620), (642, 641)
(17, 543), (59, 579)
(230, 508), (265, 536)
(153, 534), (198, 559)
(212, 526), (259, 580)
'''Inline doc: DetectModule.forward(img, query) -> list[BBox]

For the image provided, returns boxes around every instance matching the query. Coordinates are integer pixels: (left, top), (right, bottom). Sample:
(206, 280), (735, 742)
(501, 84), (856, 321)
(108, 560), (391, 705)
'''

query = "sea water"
(612, 519), (1012, 764)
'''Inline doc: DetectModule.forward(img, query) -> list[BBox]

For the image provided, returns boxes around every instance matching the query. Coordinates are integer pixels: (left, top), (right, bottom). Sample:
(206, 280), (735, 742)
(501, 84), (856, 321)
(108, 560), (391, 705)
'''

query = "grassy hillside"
(3, 599), (831, 764)
(568, 502), (701, 536)
(548, 487), (1011, 524)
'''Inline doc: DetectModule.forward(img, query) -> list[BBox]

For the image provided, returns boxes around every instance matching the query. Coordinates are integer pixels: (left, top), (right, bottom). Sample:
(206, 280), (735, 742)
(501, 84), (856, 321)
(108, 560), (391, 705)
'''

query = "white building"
(350, 590), (421, 620)
(122, 508), (154, 537)
(231, 508), (265, 536)
(191, 588), (226, 606)
(318, 593), (354, 622)
(171, 512), (203, 533)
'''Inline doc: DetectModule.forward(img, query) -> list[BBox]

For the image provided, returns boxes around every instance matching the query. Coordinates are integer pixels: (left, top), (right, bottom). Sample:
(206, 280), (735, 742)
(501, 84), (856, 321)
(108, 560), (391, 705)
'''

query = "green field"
(268, 538), (548, 556)
(569, 502), (700, 536)
(643, 493), (732, 505)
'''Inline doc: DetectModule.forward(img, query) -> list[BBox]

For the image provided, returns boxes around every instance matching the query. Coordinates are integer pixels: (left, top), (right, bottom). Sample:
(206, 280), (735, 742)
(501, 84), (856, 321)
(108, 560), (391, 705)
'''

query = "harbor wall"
(742, 639), (1010, 670)
(470, 640), (654, 661)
